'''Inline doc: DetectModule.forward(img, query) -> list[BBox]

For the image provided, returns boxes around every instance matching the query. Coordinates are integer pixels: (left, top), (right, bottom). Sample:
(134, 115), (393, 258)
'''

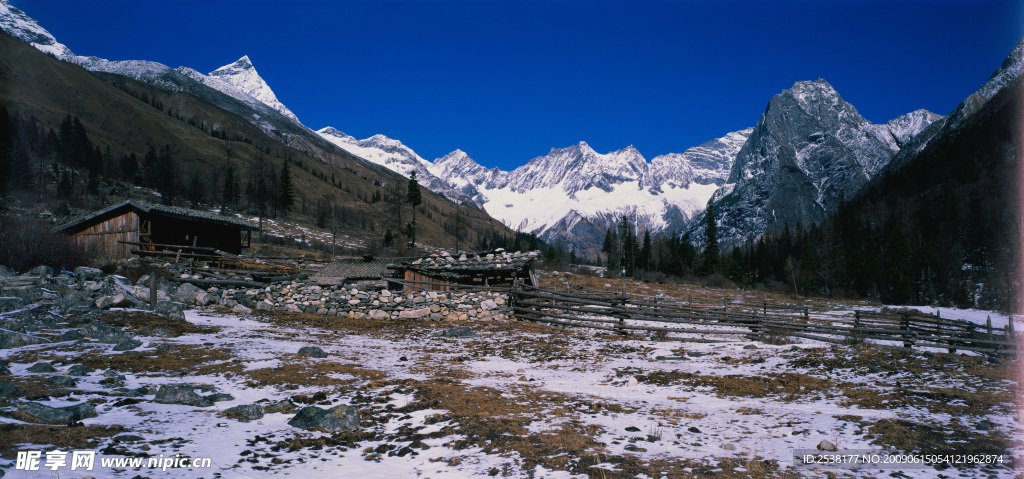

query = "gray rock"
(27, 362), (56, 373)
(439, 327), (477, 338)
(113, 338), (142, 351)
(232, 304), (252, 314)
(74, 267), (104, 281)
(287, 405), (361, 432)
(298, 346), (327, 358)
(153, 301), (185, 321)
(977, 420), (994, 431)
(15, 401), (98, 424)
(194, 291), (215, 306)
(0, 381), (19, 397)
(49, 375), (77, 387)
(0, 363), (10, 375)
(153, 384), (213, 407)
(0, 297), (25, 312)
(67, 365), (95, 376)
(174, 283), (205, 304)
(224, 404), (265, 420)
(113, 434), (145, 443)
(207, 393), (235, 403)
(817, 440), (838, 452)
(743, 344), (759, 350)
(266, 399), (296, 414)
(59, 329), (85, 342)
(81, 322), (133, 344)
(0, 330), (49, 349)
(27, 265), (54, 278)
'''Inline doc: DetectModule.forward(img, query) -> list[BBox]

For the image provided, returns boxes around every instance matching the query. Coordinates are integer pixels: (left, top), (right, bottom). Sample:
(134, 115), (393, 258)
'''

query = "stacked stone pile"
(211, 281), (511, 321)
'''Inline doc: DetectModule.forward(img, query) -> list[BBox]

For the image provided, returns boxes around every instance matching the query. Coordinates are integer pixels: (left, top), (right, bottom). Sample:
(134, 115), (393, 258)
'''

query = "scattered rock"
(174, 283), (205, 304)
(224, 404), (266, 421)
(439, 327), (477, 338)
(74, 266), (104, 281)
(288, 405), (361, 432)
(0, 330), (50, 349)
(67, 365), (95, 376)
(49, 375), (77, 387)
(685, 351), (704, 358)
(232, 304), (253, 314)
(81, 322), (133, 344)
(0, 381), (19, 397)
(59, 329), (85, 342)
(627, 376), (639, 387)
(154, 301), (185, 321)
(0, 363), (10, 375)
(688, 426), (701, 434)
(266, 399), (297, 414)
(399, 307), (431, 319)
(207, 393), (235, 403)
(0, 296), (25, 312)
(817, 440), (837, 451)
(625, 426), (641, 432)
(14, 401), (98, 425)
(722, 443), (737, 451)
(113, 338), (143, 351)
(977, 420), (994, 431)
(743, 344), (759, 350)
(113, 434), (145, 443)
(153, 384), (213, 407)
(27, 362), (57, 373)
(298, 346), (327, 358)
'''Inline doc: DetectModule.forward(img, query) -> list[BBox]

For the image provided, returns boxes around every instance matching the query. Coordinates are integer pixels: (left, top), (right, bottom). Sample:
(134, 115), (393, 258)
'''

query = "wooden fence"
(509, 287), (1018, 357)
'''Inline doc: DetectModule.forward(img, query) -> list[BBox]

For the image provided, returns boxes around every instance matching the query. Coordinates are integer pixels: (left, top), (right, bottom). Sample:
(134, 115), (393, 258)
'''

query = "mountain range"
(1, 0), (1017, 264)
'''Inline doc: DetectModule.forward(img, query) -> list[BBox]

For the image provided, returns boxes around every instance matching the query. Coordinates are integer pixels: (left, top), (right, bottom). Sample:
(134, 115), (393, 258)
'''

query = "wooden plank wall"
(70, 211), (141, 263)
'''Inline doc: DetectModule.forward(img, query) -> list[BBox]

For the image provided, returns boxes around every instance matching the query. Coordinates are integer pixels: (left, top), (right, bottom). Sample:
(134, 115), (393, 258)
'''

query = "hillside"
(0, 30), (514, 253)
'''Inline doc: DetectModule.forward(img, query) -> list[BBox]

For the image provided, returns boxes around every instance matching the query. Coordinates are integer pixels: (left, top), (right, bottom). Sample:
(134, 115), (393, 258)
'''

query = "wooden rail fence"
(509, 287), (1017, 357)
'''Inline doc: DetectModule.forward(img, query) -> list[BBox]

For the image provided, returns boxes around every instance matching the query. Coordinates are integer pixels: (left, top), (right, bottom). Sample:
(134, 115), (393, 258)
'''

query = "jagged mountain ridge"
(317, 127), (478, 208)
(426, 130), (753, 255)
(689, 79), (943, 246)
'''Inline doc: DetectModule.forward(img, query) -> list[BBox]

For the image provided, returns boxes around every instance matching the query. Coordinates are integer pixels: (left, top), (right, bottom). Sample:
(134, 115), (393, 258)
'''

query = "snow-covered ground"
(0, 307), (1020, 478)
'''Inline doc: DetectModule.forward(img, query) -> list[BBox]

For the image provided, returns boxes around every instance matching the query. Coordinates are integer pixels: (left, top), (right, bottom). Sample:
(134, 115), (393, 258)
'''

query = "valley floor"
(0, 304), (1020, 478)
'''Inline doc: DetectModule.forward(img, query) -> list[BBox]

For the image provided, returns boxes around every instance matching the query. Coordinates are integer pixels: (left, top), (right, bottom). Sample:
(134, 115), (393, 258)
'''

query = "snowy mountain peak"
(208, 55), (299, 123)
(318, 126), (355, 142)
(886, 109), (943, 147)
(0, 0), (74, 59)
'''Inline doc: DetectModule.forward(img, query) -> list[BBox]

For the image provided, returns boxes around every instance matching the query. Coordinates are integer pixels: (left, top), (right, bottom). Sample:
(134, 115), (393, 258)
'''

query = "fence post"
(150, 272), (158, 310)
(901, 312), (913, 349)
(723, 297), (728, 314)
(763, 295), (767, 316)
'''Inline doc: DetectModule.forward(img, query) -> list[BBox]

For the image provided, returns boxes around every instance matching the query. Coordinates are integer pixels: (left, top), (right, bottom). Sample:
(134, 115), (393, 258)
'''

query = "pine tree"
(406, 171), (422, 246)
(639, 230), (652, 272)
(278, 160), (294, 215)
(700, 203), (719, 275)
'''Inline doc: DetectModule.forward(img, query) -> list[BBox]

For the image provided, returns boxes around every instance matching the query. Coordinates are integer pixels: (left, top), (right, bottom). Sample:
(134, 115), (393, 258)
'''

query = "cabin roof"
(56, 200), (255, 233)
(317, 256), (415, 280)
(395, 250), (539, 274)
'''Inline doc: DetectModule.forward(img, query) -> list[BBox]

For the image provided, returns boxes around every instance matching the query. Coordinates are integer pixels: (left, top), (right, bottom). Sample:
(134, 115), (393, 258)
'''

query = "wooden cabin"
(390, 250), (539, 291)
(56, 200), (255, 262)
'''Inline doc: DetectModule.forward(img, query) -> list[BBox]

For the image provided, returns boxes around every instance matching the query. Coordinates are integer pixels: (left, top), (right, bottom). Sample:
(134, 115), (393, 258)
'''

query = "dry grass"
(99, 310), (220, 337)
(0, 424), (127, 460)
(244, 355), (386, 389)
(74, 343), (243, 378)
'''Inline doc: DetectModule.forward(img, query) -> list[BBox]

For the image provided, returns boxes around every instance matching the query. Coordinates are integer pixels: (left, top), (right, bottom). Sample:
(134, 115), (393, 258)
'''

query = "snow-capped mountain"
(0, 0), (73, 59)
(427, 130), (753, 253)
(208, 55), (300, 123)
(317, 127), (477, 207)
(689, 79), (942, 246)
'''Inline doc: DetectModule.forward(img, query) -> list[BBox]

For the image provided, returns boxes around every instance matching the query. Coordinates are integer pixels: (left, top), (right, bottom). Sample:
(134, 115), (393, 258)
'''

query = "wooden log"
(171, 278), (264, 288)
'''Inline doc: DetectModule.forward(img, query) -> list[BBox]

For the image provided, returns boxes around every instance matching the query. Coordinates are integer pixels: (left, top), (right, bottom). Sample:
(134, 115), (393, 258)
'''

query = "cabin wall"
(68, 211), (141, 263)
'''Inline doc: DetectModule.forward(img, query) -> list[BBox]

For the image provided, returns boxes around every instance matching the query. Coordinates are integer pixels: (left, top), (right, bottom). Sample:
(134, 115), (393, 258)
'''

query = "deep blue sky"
(15, 0), (1024, 170)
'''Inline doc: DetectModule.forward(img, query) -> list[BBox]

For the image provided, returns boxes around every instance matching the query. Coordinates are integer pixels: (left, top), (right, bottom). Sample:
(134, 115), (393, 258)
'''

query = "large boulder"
(399, 307), (432, 319)
(14, 401), (98, 424)
(154, 301), (185, 321)
(27, 265), (54, 278)
(0, 297), (25, 312)
(153, 384), (212, 407)
(0, 381), (19, 397)
(224, 404), (265, 421)
(174, 283), (205, 305)
(287, 405), (360, 432)
(27, 362), (57, 373)
(298, 346), (327, 358)
(113, 338), (142, 351)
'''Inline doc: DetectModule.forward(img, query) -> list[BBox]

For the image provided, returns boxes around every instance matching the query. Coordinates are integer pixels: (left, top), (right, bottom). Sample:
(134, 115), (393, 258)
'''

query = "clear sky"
(16, 0), (1024, 171)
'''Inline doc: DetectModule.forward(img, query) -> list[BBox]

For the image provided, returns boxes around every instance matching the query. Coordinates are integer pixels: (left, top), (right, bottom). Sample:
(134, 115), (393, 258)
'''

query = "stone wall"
(211, 281), (511, 322)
